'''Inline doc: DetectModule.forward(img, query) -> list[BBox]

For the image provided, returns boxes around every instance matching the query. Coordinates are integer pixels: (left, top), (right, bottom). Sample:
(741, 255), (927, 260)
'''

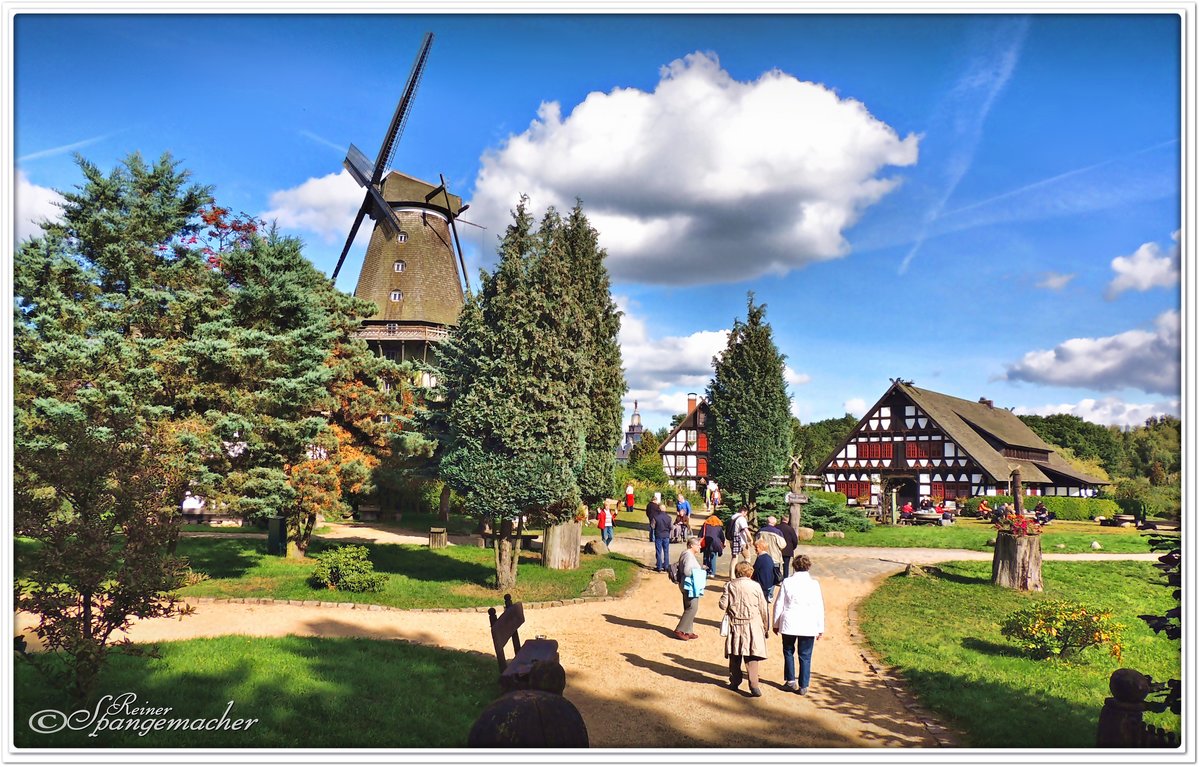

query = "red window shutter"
(697, 433), (708, 451)
(698, 457), (707, 476)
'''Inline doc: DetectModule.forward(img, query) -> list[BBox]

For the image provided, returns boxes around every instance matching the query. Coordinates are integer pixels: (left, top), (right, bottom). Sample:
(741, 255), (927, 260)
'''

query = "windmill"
(333, 32), (472, 365)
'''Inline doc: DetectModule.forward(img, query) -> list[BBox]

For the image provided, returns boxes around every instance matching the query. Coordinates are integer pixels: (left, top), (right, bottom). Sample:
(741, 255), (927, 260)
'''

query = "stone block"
(797, 527), (815, 541)
(824, 531), (846, 539)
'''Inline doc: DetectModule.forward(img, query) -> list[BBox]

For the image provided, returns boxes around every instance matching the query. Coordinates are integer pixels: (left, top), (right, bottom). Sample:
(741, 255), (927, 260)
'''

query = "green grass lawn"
(800, 518), (1158, 553)
(858, 559), (1180, 748)
(176, 536), (640, 608)
(13, 636), (497, 747)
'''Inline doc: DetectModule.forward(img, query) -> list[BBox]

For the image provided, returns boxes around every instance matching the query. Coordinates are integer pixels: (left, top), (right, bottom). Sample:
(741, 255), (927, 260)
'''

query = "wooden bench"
(488, 593), (560, 693)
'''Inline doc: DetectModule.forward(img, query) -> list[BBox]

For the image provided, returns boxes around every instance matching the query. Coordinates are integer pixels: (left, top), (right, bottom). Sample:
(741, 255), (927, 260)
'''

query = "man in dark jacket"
(651, 504), (673, 572)
(645, 492), (663, 542)
(778, 512), (799, 578)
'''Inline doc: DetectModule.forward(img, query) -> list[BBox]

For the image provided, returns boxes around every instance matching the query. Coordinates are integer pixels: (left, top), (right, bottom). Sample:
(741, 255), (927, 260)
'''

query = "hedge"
(956, 495), (1120, 521)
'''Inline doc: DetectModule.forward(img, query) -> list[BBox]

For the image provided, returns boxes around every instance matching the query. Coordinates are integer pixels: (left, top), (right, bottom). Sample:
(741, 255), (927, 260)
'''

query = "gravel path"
(15, 522), (1157, 748)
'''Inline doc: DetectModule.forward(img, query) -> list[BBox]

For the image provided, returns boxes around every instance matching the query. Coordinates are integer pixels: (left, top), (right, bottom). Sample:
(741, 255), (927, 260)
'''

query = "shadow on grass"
(176, 537), (264, 580)
(308, 539), (497, 587)
(13, 634), (499, 748)
(960, 637), (1026, 658)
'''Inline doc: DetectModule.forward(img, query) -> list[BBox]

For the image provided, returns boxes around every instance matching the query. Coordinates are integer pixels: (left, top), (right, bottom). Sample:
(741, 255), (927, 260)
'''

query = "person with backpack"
(700, 513), (725, 576)
(671, 537), (706, 640)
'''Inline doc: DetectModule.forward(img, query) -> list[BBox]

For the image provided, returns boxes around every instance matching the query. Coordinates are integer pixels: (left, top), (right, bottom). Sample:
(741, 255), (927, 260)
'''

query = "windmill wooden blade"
(344, 143), (375, 188)
(374, 31), (434, 182)
(331, 204), (369, 282)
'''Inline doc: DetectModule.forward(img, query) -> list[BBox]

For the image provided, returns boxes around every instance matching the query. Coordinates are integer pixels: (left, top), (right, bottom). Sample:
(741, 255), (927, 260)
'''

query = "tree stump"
(542, 520), (582, 570)
(428, 527), (448, 549)
(991, 532), (1043, 591)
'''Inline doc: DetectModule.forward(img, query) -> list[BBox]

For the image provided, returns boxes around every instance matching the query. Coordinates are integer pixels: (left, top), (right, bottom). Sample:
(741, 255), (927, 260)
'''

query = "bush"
(957, 495), (1119, 521)
(1000, 600), (1124, 661)
(809, 489), (847, 508)
(309, 545), (388, 593)
(795, 498), (872, 533)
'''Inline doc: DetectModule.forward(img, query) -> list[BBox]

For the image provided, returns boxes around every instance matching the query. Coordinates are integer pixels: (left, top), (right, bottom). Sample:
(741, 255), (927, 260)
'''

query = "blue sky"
(12, 12), (1184, 432)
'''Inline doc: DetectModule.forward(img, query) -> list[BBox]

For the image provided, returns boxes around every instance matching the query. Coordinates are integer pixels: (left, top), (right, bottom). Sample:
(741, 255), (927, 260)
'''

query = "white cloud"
(1014, 397), (1180, 428)
(260, 170), (364, 244)
(15, 170), (64, 242)
(843, 398), (868, 417)
(470, 51), (918, 285)
(1035, 271), (1075, 291)
(784, 366), (812, 387)
(1107, 231), (1180, 299)
(617, 296), (728, 428)
(1004, 310), (1180, 395)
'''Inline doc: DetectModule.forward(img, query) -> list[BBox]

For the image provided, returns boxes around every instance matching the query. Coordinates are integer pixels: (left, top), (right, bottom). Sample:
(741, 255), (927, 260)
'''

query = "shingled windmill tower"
(331, 32), (469, 366)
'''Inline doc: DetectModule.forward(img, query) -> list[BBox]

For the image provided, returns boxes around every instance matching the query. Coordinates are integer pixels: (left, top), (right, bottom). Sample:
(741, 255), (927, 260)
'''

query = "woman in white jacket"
(772, 554), (824, 694)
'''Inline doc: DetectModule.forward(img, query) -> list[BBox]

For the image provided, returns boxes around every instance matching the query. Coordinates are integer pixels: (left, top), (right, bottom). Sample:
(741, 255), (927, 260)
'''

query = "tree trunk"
(494, 518), (521, 590)
(438, 484), (451, 522)
(543, 520), (582, 570)
(991, 532), (1043, 591)
(287, 512), (316, 560)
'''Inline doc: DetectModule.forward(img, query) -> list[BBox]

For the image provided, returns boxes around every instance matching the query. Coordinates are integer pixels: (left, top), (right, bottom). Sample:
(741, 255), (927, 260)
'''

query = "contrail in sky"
(18, 131), (121, 162)
(899, 17), (1030, 274)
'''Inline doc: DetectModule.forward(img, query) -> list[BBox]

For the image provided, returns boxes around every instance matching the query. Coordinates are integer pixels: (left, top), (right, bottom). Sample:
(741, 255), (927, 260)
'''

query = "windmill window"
(386, 322), (398, 333)
(393, 260), (406, 272)
(389, 290), (404, 302)
(396, 232), (408, 243)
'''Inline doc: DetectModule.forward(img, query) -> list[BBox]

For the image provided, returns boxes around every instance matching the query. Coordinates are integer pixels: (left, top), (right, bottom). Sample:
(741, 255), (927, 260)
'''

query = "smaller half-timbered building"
(659, 394), (710, 491)
(819, 381), (1107, 507)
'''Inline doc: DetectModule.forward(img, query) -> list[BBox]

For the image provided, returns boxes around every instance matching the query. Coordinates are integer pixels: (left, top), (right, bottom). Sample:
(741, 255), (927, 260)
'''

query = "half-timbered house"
(819, 381), (1107, 507)
(658, 394), (710, 491)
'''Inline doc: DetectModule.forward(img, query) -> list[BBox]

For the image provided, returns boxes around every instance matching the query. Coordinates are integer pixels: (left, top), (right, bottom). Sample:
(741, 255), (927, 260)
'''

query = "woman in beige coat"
(718, 561), (771, 697)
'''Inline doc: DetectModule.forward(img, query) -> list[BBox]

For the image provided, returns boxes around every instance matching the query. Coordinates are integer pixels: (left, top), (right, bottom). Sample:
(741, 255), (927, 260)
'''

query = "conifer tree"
(15, 155), (410, 706)
(436, 199), (622, 587)
(706, 293), (793, 510)
(14, 153), (213, 703)
(562, 202), (626, 505)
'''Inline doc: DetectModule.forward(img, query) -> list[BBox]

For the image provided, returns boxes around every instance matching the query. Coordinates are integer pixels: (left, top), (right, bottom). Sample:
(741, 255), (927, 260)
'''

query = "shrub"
(809, 489), (847, 508)
(795, 498), (872, 533)
(1000, 600), (1124, 661)
(309, 545), (388, 593)
(957, 495), (1119, 521)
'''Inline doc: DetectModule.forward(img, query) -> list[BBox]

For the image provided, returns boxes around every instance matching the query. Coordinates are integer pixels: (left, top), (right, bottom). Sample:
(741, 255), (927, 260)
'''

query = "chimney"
(687, 393), (697, 412)
(979, 397), (993, 409)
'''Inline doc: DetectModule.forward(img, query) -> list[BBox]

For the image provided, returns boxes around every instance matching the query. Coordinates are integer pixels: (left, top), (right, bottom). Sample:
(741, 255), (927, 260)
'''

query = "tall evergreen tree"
(15, 155), (411, 709)
(706, 294), (793, 510)
(561, 202), (626, 505)
(436, 199), (621, 587)
(14, 153), (213, 702)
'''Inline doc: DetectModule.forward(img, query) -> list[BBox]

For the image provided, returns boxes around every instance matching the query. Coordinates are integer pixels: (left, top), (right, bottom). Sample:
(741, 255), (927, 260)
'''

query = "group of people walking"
(669, 505), (824, 697)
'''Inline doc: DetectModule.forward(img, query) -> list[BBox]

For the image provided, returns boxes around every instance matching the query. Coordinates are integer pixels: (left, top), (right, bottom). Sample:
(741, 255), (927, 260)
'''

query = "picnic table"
(914, 512), (943, 525)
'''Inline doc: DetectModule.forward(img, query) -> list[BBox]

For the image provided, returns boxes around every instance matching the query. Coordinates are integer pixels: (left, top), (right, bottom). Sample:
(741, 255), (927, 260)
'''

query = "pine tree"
(14, 153), (213, 703)
(436, 199), (621, 587)
(706, 293), (793, 510)
(15, 155), (412, 710)
(562, 202), (626, 505)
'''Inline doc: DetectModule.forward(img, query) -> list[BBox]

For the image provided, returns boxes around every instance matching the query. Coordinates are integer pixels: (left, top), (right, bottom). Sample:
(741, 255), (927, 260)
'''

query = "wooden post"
(991, 532), (1044, 591)
(1011, 467), (1023, 514)
(429, 527), (448, 549)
